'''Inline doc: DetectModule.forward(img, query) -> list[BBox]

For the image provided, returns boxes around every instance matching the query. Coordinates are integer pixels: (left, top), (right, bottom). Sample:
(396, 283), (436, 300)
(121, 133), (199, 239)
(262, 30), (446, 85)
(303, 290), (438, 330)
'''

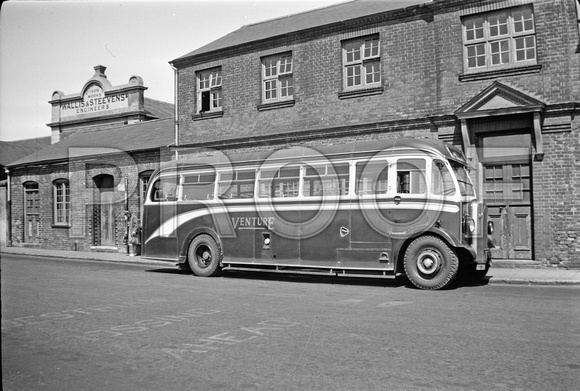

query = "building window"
(53, 179), (70, 226)
(462, 5), (536, 72)
(261, 53), (293, 102)
(576, 0), (580, 50)
(342, 35), (381, 91)
(197, 68), (222, 113)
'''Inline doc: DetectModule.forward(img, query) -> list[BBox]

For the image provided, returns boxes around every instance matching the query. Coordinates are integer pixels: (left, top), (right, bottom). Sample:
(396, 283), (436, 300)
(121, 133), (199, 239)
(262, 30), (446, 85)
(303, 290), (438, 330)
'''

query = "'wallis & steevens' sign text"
(60, 92), (129, 117)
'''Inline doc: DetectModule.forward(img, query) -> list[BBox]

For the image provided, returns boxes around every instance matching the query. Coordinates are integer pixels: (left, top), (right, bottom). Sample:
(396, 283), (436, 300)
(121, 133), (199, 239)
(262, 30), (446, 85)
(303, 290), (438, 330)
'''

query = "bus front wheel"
(403, 235), (459, 290)
(188, 234), (222, 277)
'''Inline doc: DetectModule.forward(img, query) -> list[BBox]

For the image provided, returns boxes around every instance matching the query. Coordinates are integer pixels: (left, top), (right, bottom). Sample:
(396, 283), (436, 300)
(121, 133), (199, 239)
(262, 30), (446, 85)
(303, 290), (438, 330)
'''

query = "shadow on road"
(145, 266), (408, 288)
(144, 265), (490, 290)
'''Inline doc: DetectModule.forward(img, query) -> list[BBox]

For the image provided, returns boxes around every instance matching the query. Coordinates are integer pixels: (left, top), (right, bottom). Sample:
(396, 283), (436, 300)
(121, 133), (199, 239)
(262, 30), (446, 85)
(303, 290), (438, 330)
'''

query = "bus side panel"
(267, 203), (301, 264)
(142, 203), (179, 261)
(346, 200), (394, 268)
(299, 200), (350, 265)
(350, 199), (392, 245)
(438, 207), (461, 248)
(221, 209), (256, 261)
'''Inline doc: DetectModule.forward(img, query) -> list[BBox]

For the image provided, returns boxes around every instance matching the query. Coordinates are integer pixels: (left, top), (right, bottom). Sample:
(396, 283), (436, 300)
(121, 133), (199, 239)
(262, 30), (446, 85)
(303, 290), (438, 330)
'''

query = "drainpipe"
(125, 177), (129, 255)
(5, 168), (11, 247)
(170, 63), (179, 161)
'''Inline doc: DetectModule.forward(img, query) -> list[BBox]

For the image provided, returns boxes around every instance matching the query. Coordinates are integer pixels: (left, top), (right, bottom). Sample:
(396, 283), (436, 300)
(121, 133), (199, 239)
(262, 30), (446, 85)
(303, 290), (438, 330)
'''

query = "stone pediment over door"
(455, 81), (546, 161)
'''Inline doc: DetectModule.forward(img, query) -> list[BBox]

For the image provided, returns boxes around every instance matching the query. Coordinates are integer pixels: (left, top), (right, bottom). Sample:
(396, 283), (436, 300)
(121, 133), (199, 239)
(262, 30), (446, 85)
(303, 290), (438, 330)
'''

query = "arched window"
(53, 179), (70, 226)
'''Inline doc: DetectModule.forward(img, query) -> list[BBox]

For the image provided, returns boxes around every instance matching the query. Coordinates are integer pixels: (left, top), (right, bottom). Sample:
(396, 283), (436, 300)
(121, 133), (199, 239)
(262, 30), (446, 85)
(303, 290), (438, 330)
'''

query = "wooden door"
(24, 183), (40, 243)
(484, 163), (532, 259)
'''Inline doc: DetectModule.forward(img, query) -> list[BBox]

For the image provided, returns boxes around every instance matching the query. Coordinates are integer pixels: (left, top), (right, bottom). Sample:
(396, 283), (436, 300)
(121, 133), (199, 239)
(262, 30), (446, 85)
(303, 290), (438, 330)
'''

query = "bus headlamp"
(465, 218), (476, 234)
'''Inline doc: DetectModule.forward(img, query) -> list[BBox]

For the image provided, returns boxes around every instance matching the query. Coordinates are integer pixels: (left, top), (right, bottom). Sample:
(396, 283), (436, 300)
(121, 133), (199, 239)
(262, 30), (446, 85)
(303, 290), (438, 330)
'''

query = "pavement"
(2, 245), (580, 286)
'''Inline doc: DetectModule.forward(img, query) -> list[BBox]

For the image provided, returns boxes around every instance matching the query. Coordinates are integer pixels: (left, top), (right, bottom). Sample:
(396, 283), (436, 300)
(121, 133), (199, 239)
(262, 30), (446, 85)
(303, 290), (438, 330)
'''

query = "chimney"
(93, 65), (107, 78)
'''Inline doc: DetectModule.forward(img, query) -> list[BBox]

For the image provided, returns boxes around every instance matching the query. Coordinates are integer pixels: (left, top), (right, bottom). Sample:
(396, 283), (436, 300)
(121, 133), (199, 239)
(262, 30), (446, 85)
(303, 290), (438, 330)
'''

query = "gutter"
(4, 168), (11, 246)
(170, 62), (179, 161)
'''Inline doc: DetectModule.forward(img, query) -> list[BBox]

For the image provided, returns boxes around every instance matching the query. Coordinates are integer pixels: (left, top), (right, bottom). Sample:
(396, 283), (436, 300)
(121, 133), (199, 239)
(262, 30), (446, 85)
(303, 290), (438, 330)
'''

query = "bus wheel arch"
(187, 233), (223, 277)
(403, 235), (459, 290)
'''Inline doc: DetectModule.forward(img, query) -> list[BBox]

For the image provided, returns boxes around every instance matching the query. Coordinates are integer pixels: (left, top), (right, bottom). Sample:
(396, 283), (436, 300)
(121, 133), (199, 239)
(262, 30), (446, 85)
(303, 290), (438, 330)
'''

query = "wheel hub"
(417, 250), (441, 275)
(196, 246), (212, 267)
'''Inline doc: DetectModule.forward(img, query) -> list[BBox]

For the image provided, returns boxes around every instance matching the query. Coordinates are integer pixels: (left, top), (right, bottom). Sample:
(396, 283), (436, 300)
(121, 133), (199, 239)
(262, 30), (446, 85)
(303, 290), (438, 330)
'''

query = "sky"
(0, 0), (345, 142)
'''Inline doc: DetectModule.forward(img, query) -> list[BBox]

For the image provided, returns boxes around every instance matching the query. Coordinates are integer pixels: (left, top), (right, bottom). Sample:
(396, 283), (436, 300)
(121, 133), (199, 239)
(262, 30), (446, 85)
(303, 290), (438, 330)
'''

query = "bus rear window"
(151, 178), (178, 202)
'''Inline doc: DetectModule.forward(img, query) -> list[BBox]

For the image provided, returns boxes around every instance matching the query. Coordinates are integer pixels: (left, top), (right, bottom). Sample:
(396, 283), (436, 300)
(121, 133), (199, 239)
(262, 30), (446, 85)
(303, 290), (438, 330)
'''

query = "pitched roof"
(144, 97), (174, 119)
(172, 0), (428, 63)
(8, 118), (174, 167)
(0, 137), (51, 166)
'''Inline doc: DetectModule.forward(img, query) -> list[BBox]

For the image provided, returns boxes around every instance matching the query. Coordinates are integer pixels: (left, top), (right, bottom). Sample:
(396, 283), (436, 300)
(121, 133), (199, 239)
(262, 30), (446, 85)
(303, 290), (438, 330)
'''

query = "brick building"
(6, 66), (174, 252)
(170, 0), (580, 266)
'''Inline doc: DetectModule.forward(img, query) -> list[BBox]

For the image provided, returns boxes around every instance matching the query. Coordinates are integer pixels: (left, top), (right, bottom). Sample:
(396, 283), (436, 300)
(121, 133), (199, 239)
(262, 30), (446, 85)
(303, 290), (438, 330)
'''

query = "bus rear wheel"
(403, 235), (459, 290)
(188, 234), (222, 277)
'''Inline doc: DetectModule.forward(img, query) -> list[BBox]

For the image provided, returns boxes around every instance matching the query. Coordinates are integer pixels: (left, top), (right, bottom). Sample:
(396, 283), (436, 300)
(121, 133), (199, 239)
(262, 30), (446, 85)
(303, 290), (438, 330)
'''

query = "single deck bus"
(142, 138), (492, 290)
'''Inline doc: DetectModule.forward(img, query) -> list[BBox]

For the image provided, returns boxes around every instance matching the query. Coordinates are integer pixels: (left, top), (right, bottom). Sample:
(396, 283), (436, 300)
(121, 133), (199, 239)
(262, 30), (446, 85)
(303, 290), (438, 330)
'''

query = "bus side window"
(431, 160), (456, 196)
(218, 170), (255, 199)
(258, 166), (300, 198)
(396, 159), (426, 194)
(303, 163), (349, 197)
(355, 161), (388, 195)
(182, 173), (216, 200)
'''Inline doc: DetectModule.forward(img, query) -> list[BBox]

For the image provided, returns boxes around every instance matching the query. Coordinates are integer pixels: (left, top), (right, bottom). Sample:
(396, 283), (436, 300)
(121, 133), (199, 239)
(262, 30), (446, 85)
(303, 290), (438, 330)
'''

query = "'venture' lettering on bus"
(232, 217), (274, 230)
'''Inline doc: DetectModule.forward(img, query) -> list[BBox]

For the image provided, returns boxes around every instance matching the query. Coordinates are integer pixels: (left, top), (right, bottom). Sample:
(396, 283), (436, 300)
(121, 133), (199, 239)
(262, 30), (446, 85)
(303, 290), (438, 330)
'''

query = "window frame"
(261, 53), (294, 103)
(303, 162), (350, 197)
(53, 178), (71, 227)
(395, 158), (427, 195)
(196, 67), (222, 113)
(341, 35), (381, 92)
(354, 160), (390, 196)
(217, 169), (256, 200)
(462, 5), (537, 73)
(139, 171), (153, 218)
(257, 164), (301, 199)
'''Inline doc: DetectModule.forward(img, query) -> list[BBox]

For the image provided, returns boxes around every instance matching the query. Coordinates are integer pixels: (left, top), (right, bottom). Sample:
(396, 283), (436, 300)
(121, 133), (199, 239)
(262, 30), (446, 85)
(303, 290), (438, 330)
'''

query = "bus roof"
(156, 138), (467, 175)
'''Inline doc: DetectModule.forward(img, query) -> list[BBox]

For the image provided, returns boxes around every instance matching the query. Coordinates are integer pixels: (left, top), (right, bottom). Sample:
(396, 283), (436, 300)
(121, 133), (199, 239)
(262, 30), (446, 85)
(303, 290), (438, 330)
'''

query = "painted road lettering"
(161, 319), (299, 359)
(81, 308), (221, 339)
(1, 298), (168, 330)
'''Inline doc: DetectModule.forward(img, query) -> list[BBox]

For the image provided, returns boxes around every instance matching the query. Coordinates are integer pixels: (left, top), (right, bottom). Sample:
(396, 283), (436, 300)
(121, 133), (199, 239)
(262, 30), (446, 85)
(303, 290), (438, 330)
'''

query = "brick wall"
(178, 0), (579, 146)
(533, 116), (580, 267)
(174, 0), (579, 266)
(9, 150), (167, 252)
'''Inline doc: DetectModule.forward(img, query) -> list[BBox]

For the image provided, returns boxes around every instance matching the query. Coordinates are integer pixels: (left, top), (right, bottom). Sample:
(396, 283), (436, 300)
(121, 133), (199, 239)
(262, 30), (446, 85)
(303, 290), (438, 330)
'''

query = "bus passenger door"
(299, 162), (351, 266)
(344, 160), (394, 269)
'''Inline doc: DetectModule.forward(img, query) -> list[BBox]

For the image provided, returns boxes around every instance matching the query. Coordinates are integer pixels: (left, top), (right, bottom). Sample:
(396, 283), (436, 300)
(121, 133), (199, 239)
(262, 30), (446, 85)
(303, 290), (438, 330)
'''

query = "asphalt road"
(2, 254), (580, 391)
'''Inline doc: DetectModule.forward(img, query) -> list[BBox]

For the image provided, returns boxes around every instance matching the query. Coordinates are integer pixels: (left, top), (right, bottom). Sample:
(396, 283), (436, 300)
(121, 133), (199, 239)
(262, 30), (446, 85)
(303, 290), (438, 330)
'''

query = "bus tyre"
(404, 235), (459, 290)
(188, 234), (222, 277)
